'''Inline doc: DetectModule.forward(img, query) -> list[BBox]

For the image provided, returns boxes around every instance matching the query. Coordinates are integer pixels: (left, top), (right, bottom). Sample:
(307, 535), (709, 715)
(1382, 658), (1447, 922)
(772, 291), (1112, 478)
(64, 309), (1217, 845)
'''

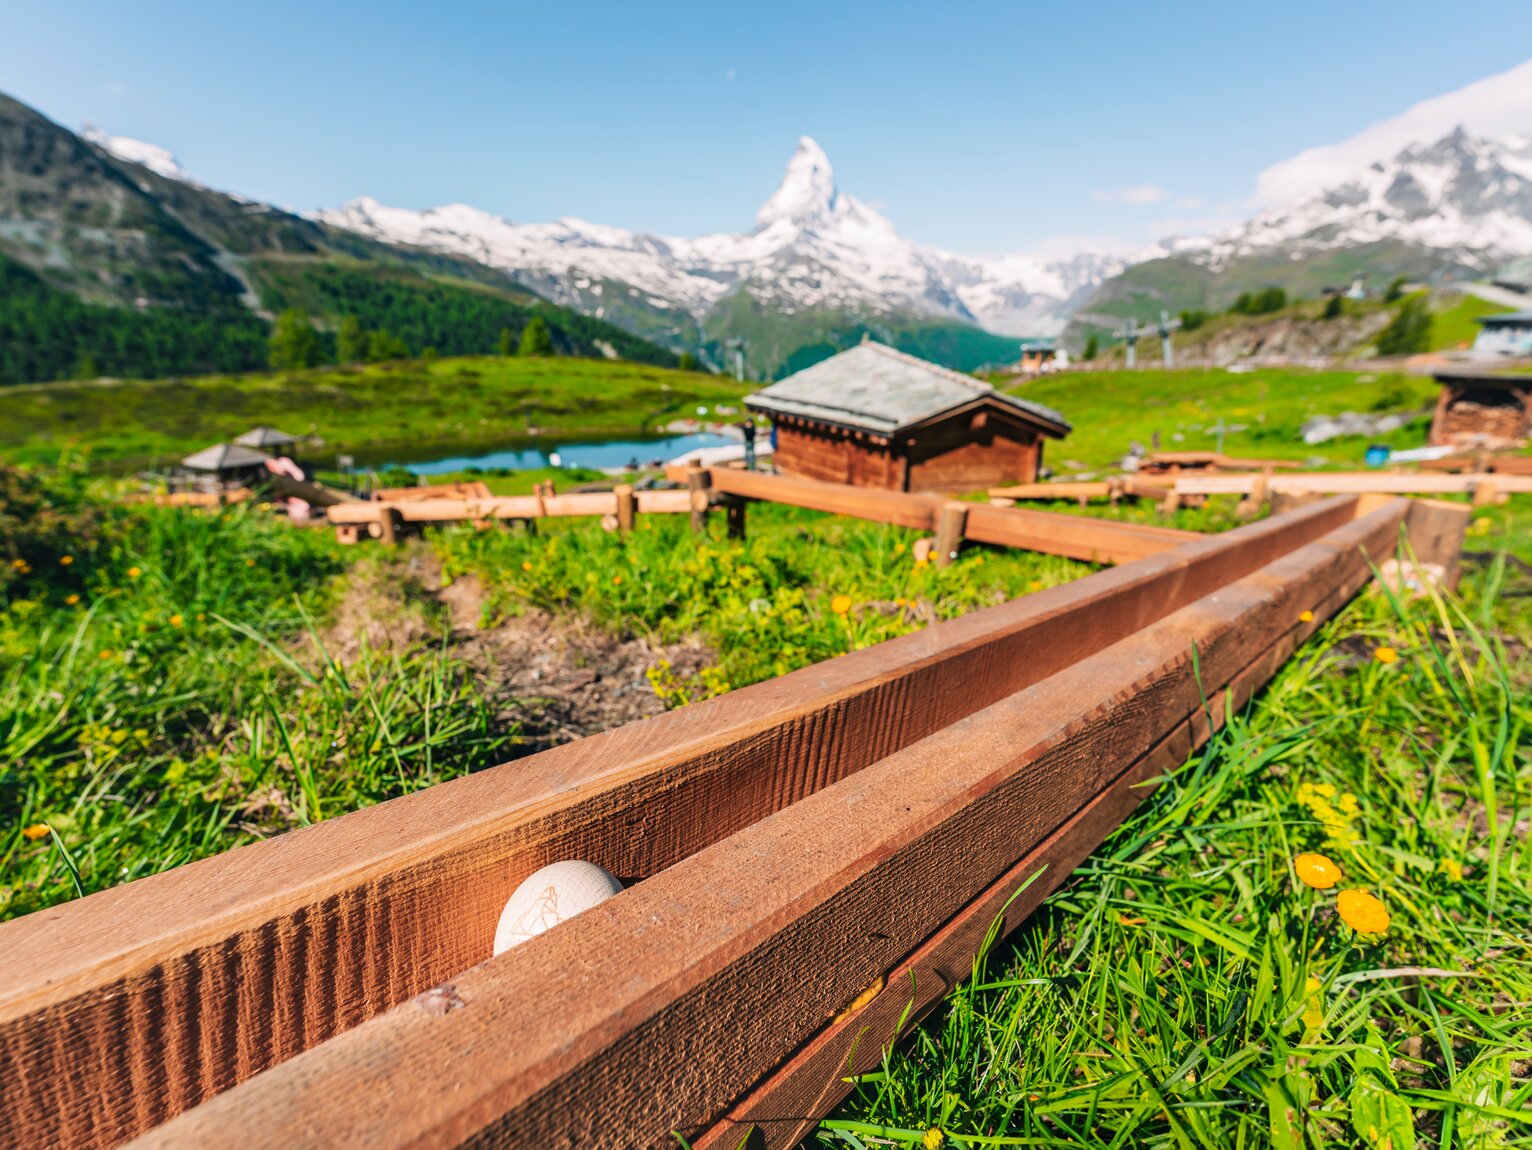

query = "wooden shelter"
(1429, 369), (1532, 449)
(179, 443), (272, 490)
(746, 340), (1070, 494)
(234, 426), (299, 452)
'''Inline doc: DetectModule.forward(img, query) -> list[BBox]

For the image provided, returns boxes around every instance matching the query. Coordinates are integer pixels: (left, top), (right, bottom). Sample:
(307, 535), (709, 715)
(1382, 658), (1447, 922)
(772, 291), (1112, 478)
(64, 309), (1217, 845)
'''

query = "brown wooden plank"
(694, 515), (1383, 1147)
(679, 468), (1197, 560)
(0, 499), (1366, 1150)
(1173, 472), (1532, 497)
(131, 502), (1406, 1150)
(964, 502), (1194, 565)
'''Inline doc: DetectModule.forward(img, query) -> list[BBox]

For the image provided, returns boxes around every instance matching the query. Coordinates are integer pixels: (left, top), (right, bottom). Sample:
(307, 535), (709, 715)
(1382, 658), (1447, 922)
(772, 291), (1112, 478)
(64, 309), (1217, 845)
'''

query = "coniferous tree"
(268, 309), (321, 371)
(497, 326), (516, 357)
(1375, 296), (1432, 356)
(1081, 335), (1099, 361)
(1322, 294), (1344, 320)
(367, 329), (410, 362)
(336, 315), (367, 363)
(677, 351), (698, 372)
(518, 316), (553, 357)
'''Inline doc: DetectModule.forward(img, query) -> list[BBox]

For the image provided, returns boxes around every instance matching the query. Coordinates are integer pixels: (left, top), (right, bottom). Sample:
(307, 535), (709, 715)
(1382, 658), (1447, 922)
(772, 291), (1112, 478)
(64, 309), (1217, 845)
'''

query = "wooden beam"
(0, 500), (1369, 1150)
(326, 491), (692, 527)
(132, 503), (1406, 1150)
(1171, 472), (1532, 497)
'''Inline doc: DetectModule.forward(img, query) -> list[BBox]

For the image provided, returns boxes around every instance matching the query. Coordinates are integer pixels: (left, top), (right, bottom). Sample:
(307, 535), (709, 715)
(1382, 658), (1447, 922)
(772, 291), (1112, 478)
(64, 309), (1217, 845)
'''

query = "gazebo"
(234, 427), (300, 452)
(180, 443), (273, 490)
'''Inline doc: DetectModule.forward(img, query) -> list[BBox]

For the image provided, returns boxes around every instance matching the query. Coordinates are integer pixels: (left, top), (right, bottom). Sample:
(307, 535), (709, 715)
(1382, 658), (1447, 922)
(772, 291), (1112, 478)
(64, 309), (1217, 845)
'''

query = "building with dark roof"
(1472, 311), (1532, 358)
(746, 340), (1070, 494)
(1429, 369), (1532, 449)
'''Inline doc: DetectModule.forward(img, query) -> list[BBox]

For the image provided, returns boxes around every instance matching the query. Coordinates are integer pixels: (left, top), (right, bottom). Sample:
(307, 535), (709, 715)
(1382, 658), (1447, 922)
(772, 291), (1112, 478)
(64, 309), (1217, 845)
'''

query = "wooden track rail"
(0, 495), (1465, 1149)
(129, 500), (1413, 1149)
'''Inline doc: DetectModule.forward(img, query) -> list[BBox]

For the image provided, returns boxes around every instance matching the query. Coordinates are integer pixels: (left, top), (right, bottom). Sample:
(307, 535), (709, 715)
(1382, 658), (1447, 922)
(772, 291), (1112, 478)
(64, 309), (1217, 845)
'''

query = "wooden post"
(371, 506), (402, 545)
(688, 467), (710, 534)
(726, 496), (747, 540)
(1471, 476), (1503, 506)
(934, 502), (968, 568)
(614, 485), (636, 534)
(1236, 473), (1268, 520)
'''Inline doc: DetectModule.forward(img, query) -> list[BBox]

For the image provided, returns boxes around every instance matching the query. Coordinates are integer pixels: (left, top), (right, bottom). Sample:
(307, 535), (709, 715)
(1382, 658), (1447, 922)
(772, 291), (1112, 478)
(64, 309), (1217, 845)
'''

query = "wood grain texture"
(1168, 472), (1532, 497)
(130, 501), (1406, 1150)
(327, 491), (693, 525)
(0, 499), (1365, 1150)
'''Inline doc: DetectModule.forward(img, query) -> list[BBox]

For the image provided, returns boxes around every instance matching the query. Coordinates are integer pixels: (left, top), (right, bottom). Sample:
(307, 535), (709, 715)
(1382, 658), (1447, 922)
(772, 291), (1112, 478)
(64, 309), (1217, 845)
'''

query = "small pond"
(364, 432), (739, 475)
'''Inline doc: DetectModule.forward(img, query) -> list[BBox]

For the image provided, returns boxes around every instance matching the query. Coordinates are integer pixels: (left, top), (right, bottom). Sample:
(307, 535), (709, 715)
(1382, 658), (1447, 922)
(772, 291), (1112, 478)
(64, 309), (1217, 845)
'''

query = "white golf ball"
(493, 860), (624, 955)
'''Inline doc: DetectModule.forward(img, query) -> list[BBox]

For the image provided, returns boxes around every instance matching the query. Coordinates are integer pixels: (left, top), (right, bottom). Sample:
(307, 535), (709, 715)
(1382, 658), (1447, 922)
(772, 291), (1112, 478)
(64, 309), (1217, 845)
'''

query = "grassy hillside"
(1428, 292), (1513, 351)
(704, 291), (1024, 379)
(1009, 367), (1440, 469)
(0, 356), (751, 466)
(1069, 242), (1479, 352)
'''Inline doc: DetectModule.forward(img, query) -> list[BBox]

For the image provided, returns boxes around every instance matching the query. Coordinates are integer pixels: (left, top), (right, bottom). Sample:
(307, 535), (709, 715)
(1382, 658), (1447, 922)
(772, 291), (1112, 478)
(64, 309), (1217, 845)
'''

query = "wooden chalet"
(746, 340), (1070, 494)
(1429, 369), (1532, 449)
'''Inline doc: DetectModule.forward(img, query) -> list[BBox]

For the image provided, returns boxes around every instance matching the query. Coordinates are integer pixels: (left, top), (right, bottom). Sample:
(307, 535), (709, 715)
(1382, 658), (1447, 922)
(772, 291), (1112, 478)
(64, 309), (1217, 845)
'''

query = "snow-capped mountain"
(80, 125), (187, 182)
(1202, 127), (1532, 270)
(318, 137), (1128, 349)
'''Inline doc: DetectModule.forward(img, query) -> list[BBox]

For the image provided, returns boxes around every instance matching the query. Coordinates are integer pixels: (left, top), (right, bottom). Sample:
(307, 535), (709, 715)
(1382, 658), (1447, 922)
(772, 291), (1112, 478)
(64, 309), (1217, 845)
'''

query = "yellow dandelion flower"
(831, 594), (852, 616)
(1374, 646), (1398, 664)
(245, 558), (256, 567)
(915, 557), (929, 569)
(1441, 858), (1463, 882)
(923, 1129), (945, 1150)
(1293, 852), (1342, 889)
(10, 558), (25, 569)
(1337, 888), (1390, 934)
(99, 649), (114, 661)
(196, 612), (206, 621)
(65, 593), (80, 606)
(1299, 610), (1313, 622)
(60, 555), (74, 566)
(521, 561), (533, 572)
(894, 542), (906, 555)
(169, 614), (184, 627)
(1338, 793), (1359, 814)
(21, 823), (50, 841)
(1029, 579), (1043, 591)
(127, 566), (142, 578)
(612, 575), (622, 586)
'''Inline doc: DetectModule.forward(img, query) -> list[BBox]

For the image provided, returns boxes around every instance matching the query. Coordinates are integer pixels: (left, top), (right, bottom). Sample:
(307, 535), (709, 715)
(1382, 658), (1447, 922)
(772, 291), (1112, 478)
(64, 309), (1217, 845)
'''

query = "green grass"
(819, 520), (1532, 1147)
(1429, 294), (1514, 353)
(1011, 368), (1440, 472)
(0, 355), (752, 468)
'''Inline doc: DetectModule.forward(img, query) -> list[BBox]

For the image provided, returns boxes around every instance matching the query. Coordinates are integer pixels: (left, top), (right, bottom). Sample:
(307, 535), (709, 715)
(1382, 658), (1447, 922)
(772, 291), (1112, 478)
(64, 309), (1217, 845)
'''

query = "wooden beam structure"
(119, 500), (1413, 1150)
(326, 489), (693, 528)
(667, 466), (1197, 564)
(0, 493), (1456, 1150)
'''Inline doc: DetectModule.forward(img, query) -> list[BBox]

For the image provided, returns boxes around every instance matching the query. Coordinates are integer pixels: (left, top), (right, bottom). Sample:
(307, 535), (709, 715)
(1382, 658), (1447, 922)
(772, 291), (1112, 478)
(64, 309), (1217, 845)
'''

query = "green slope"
(0, 356), (752, 466)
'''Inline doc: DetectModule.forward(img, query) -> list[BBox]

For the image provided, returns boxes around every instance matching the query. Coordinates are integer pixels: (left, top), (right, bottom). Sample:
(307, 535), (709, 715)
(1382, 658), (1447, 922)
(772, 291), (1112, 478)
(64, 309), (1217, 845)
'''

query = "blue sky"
(5, 1), (1532, 255)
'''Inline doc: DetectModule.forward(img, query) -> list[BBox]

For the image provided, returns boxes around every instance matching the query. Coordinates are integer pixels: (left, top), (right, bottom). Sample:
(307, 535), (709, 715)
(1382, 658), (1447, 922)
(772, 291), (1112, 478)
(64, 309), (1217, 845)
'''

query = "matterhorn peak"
(755, 136), (838, 227)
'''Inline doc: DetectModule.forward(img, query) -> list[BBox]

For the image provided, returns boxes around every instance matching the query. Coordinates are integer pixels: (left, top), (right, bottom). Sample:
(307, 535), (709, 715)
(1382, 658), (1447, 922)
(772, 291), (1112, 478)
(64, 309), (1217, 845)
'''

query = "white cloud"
(1090, 184), (1165, 205)
(1253, 55), (1532, 207)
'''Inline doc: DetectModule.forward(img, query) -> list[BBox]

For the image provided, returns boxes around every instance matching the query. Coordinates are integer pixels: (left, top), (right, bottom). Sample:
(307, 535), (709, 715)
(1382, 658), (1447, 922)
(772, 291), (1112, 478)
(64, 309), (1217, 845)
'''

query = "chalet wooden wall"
(905, 413), (1041, 495)
(773, 423), (904, 488)
(772, 409), (1046, 494)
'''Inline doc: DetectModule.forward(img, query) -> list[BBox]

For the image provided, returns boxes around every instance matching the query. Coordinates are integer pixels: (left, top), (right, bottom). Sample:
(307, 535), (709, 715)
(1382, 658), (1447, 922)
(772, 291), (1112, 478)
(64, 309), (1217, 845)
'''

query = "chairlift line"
(1112, 309), (1183, 368)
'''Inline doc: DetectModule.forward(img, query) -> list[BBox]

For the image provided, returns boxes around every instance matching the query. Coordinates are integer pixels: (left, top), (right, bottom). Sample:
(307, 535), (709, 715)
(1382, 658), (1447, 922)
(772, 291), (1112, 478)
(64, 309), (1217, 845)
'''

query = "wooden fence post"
(1236, 473), (1268, 520)
(371, 506), (403, 545)
(726, 496), (747, 540)
(615, 485), (636, 534)
(935, 503), (968, 568)
(688, 467), (711, 534)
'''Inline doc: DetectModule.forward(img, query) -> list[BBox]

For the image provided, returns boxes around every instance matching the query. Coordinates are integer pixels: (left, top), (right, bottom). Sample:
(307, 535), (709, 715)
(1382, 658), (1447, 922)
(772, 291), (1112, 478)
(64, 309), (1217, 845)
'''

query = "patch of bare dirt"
(322, 547), (714, 754)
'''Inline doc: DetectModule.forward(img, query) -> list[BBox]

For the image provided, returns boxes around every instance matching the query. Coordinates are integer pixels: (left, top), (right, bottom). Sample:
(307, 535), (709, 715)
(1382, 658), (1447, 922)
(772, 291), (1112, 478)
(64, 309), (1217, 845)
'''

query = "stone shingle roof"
(181, 443), (272, 471)
(745, 340), (1070, 437)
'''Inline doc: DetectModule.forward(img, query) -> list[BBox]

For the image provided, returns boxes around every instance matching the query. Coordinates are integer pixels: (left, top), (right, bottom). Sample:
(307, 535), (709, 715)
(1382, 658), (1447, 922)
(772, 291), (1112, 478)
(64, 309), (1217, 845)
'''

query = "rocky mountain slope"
(0, 91), (677, 384)
(1071, 128), (1532, 347)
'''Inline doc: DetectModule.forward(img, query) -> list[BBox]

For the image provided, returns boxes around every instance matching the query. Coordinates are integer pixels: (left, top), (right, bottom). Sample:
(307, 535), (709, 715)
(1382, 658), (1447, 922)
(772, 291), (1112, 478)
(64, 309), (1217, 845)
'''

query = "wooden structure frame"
(0, 488), (1467, 1149)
